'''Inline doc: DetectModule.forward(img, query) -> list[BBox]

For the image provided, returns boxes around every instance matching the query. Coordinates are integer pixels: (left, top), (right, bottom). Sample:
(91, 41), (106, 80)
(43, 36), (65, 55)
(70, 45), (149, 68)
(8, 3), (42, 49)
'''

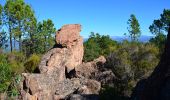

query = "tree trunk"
(19, 35), (22, 52)
(30, 32), (34, 54)
(44, 36), (46, 52)
(13, 37), (16, 50)
(9, 25), (13, 52)
(19, 21), (22, 52)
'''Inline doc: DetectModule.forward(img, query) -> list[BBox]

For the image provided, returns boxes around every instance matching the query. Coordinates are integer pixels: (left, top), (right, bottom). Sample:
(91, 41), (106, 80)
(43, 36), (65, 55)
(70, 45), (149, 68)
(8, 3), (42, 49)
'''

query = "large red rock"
(56, 24), (81, 48)
(75, 56), (115, 86)
(65, 37), (84, 72)
(20, 24), (102, 100)
(38, 24), (84, 74)
(39, 24), (84, 73)
(56, 24), (83, 72)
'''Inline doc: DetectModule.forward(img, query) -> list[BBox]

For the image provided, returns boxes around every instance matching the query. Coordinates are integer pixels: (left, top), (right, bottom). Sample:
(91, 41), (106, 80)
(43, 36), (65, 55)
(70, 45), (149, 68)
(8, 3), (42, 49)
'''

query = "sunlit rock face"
(20, 24), (103, 100)
(39, 24), (84, 74)
(131, 25), (170, 100)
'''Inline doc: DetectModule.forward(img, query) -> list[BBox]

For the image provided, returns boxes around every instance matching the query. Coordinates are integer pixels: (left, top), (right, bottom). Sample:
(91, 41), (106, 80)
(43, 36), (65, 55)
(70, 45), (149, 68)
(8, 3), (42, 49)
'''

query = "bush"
(99, 85), (129, 100)
(24, 54), (40, 73)
(7, 51), (25, 63)
(6, 51), (25, 74)
(105, 42), (159, 97)
(133, 44), (159, 79)
(0, 54), (22, 98)
(0, 54), (12, 93)
(9, 61), (25, 74)
(149, 33), (166, 54)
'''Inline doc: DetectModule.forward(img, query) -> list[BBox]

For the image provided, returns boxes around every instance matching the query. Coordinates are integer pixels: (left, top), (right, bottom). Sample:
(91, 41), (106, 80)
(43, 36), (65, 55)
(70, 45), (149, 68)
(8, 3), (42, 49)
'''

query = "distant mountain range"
(111, 35), (153, 42)
(84, 35), (153, 42)
(4, 35), (153, 52)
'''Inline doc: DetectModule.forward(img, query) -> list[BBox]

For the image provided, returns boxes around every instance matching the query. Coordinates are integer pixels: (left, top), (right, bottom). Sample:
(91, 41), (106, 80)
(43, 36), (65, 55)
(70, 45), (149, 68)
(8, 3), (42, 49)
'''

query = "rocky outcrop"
(19, 24), (105, 100)
(39, 24), (83, 73)
(55, 24), (84, 73)
(131, 24), (170, 100)
(56, 24), (81, 48)
(75, 56), (115, 86)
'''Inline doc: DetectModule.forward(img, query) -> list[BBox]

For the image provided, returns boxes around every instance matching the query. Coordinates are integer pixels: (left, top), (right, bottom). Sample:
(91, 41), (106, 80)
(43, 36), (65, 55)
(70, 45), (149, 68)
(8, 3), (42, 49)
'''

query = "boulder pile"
(19, 24), (114, 100)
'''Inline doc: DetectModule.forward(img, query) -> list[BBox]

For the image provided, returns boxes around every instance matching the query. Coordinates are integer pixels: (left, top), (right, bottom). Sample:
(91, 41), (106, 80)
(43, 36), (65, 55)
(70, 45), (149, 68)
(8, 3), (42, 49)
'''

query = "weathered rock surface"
(20, 24), (105, 100)
(131, 25), (170, 100)
(56, 24), (81, 47)
(75, 56), (115, 86)
(39, 24), (83, 73)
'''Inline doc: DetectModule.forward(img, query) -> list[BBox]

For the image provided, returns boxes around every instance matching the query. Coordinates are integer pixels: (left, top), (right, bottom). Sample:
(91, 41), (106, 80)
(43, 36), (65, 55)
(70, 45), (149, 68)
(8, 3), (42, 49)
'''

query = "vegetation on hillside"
(0, 0), (170, 99)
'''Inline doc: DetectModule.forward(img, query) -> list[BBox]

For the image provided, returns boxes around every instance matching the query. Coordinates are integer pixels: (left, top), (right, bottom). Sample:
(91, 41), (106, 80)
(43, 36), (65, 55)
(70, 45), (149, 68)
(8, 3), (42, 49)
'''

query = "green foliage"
(105, 42), (159, 97)
(83, 32), (117, 62)
(0, 54), (12, 93)
(6, 51), (25, 74)
(0, 54), (20, 99)
(149, 20), (163, 35)
(0, 2), (167, 99)
(0, 30), (8, 48)
(100, 86), (129, 100)
(84, 38), (101, 62)
(32, 19), (56, 54)
(5, 0), (36, 51)
(107, 49), (132, 79)
(10, 61), (24, 74)
(149, 33), (166, 54)
(24, 54), (40, 73)
(127, 14), (141, 41)
(0, 4), (2, 26)
(160, 9), (170, 31)
(133, 44), (159, 79)
(0, 52), (24, 97)
(149, 9), (169, 52)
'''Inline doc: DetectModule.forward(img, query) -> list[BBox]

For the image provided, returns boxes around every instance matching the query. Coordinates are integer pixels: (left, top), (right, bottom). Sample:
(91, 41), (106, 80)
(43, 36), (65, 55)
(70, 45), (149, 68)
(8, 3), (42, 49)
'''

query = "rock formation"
(131, 24), (170, 100)
(75, 56), (115, 86)
(39, 24), (84, 73)
(19, 24), (113, 100)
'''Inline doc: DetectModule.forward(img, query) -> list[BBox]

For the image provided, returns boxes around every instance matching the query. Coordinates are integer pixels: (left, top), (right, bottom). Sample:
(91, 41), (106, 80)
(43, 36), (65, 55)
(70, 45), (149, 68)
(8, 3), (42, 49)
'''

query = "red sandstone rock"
(39, 24), (84, 73)
(56, 24), (81, 48)
(20, 24), (102, 100)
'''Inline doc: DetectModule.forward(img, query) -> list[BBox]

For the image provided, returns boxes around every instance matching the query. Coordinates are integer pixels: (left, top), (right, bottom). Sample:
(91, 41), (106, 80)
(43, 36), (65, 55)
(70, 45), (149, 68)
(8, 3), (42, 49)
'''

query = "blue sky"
(1, 0), (170, 38)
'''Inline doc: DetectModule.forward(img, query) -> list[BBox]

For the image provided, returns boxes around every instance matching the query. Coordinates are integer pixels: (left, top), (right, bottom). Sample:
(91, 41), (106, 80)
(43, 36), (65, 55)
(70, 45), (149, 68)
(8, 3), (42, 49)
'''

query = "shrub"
(9, 61), (25, 74)
(24, 54), (40, 73)
(6, 51), (25, 74)
(0, 54), (22, 98)
(149, 33), (166, 54)
(7, 51), (25, 63)
(0, 54), (12, 93)
(105, 42), (159, 97)
(99, 85), (129, 100)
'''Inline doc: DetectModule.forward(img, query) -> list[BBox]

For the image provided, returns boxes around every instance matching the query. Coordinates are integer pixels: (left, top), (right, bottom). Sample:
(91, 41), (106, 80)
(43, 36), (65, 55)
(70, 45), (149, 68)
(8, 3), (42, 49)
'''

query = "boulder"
(69, 94), (99, 100)
(75, 56), (115, 86)
(65, 36), (84, 72)
(56, 24), (81, 48)
(54, 78), (101, 100)
(20, 24), (101, 100)
(39, 24), (83, 73)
